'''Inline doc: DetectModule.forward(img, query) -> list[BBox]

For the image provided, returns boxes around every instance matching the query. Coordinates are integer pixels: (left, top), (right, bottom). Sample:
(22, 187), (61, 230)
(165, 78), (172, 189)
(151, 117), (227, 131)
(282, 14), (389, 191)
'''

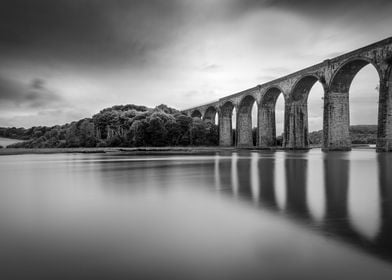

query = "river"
(0, 149), (391, 279)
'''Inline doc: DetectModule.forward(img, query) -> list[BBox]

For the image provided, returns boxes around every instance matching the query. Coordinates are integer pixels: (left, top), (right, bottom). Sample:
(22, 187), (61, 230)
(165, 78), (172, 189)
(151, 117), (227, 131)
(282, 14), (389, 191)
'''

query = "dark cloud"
(236, 0), (392, 16)
(1, 0), (389, 68)
(0, 0), (186, 67)
(0, 75), (64, 108)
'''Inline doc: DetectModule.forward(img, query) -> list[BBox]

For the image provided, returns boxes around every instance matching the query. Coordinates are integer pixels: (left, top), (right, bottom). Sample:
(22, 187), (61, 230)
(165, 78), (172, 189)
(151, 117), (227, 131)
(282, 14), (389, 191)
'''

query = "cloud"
(0, 0), (186, 68)
(235, 0), (392, 17)
(0, 0), (391, 127)
(200, 64), (221, 71)
(0, 108), (87, 128)
(0, 76), (65, 109)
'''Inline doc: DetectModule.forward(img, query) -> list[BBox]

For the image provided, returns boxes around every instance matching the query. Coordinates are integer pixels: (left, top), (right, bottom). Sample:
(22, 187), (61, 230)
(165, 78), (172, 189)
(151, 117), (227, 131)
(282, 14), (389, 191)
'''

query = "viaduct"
(182, 37), (392, 151)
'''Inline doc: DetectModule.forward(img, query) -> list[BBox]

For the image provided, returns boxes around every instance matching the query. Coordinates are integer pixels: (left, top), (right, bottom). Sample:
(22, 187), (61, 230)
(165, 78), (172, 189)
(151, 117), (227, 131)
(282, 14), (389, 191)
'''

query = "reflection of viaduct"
(216, 152), (392, 262)
(183, 38), (392, 151)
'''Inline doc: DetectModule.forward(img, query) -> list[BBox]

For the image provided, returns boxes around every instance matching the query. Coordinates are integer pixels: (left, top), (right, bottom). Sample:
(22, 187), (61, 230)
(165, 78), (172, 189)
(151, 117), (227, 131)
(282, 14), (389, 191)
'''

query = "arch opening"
(237, 95), (257, 147)
(326, 59), (381, 150)
(330, 59), (374, 93)
(288, 76), (324, 149)
(307, 81), (324, 133)
(292, 76), (319, 102)
(203, 106), (217, 123)
(191, 110), (202, 119)
(350, 64), (380, 130)
(276, 94), (285, 146)
(232, 107), (237, 145)
(251, 102), (257, 146)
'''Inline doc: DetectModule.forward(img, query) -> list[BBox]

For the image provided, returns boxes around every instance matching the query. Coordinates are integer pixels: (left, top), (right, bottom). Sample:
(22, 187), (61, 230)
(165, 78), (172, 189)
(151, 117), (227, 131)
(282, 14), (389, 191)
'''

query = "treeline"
(309, 125), (377, 145)
(0, 127), (33, 140)
(1, 105), (377, 148)
(4, 104), (218, 148)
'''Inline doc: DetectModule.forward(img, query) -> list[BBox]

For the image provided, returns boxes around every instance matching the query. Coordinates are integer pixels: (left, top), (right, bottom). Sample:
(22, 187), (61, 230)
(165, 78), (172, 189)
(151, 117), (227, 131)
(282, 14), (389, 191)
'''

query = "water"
(0, 149), (392, 279)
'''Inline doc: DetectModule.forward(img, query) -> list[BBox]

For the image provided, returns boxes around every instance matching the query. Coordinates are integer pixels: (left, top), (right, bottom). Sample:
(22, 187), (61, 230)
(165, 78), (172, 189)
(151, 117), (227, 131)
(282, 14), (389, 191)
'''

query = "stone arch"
(284, 75), (324, 149)
(258, 87), (285, 148)
(261, 86), (284, 106)
(329, 57), (381, 92)
(203, 106), (218, 123)
(219, 101), (235, 146)
(237, 95), (257, 147)
(291, 75), (323, 103)
(324, 57), (382, 151)
(191, 110), (202, 119)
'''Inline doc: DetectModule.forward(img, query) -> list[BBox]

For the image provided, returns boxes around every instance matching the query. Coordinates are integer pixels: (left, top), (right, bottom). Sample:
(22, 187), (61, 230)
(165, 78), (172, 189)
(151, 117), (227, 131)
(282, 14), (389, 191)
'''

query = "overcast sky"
(0, 0), (391, 130)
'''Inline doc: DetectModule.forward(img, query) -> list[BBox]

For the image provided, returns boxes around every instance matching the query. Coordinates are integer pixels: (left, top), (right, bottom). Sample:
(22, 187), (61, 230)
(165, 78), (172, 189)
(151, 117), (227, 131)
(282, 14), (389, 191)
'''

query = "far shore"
(0, 144), (377, 156)
(0, 147), (238, 156)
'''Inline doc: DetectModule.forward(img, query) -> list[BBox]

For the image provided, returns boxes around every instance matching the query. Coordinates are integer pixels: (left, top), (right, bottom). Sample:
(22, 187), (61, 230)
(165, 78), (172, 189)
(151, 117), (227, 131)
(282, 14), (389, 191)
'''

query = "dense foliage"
(309, 125), (377, 145)
(3, 104), (219, 148)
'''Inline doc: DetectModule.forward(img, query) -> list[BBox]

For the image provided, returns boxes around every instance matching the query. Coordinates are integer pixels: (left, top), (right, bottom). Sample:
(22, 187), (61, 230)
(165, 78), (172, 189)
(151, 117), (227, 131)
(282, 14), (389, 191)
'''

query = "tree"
(145, 116), (168, 146)
(206, 122), (219, 146)
(3, 103), (221, 148)
(128, 119), (148, 146)
(190, 118), (208, 145)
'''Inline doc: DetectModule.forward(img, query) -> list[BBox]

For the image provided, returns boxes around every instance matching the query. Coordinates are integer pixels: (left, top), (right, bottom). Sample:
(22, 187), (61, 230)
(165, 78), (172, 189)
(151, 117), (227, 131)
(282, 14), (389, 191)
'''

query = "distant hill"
(309, 125), (377, 145)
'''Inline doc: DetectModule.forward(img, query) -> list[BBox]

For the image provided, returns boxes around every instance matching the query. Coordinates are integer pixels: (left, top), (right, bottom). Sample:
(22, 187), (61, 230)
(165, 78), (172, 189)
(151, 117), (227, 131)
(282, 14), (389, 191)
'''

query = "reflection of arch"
(258, 156), (276, 207)
(237, 153), (252, 198)
(237, 95), (257, 147)
(191, 110), (202, 118)
(217, 154), (232, 189)
(324, 58), (381, 151)
(285, 153), (309, 216)
(216, 151), (392, 262)
(219, 101), (235, 146)
(323, 153), (350, 232)
(348, 157), (380, 241)
(203, 106), (217, 123)
(258, 87), (284, 148)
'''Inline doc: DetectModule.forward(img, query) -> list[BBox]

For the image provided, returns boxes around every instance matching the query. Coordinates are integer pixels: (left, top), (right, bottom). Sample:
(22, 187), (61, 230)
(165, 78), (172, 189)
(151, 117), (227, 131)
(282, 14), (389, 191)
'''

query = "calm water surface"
(0, 149), (392, 279)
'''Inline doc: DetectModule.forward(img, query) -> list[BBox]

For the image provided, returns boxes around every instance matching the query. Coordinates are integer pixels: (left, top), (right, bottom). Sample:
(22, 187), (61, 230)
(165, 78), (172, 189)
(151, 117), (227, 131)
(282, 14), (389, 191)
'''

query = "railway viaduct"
(182, 37), (392, 151)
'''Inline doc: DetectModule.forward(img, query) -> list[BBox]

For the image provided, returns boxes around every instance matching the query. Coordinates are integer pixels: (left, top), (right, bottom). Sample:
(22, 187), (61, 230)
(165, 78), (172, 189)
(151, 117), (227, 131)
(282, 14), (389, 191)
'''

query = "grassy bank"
(0, 146), (240, 156)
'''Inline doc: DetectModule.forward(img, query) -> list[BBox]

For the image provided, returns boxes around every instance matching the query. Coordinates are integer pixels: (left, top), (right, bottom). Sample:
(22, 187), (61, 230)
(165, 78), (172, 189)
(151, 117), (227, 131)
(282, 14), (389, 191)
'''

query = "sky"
(0, 0), (391, 130)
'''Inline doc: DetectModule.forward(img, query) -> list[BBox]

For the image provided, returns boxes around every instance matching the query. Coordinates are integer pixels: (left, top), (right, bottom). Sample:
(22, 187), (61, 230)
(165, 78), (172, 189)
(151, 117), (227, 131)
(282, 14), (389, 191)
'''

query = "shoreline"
(0, 145), (376, 156)
(0, 147), (238, 156)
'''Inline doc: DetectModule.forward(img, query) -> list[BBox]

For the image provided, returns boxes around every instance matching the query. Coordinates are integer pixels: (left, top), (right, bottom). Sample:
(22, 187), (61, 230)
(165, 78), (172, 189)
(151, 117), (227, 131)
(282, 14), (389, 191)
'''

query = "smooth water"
(0, 150), (392, 280)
